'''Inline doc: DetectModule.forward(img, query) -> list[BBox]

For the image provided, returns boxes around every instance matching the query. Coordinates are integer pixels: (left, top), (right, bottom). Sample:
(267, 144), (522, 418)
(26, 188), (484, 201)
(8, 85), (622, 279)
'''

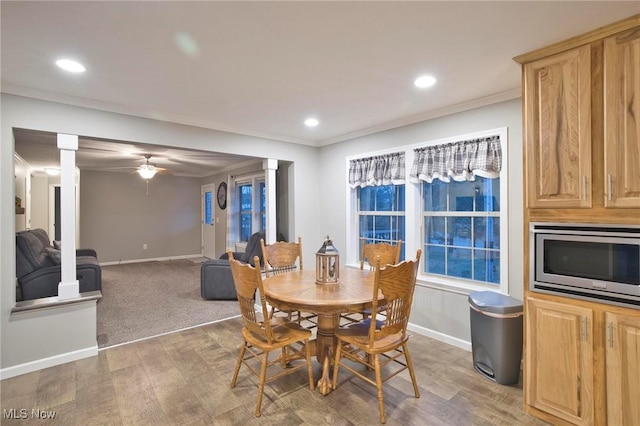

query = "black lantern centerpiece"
(315, 235), (339, 285)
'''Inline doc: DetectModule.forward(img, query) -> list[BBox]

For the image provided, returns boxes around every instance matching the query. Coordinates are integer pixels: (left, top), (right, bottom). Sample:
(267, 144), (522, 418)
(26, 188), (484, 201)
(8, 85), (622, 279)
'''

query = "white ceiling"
(3, 2), (639, 174)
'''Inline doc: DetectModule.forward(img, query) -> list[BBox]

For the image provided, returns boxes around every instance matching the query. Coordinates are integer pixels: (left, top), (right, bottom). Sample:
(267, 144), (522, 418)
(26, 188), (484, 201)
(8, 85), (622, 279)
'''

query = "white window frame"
(346, 127), (509, 295)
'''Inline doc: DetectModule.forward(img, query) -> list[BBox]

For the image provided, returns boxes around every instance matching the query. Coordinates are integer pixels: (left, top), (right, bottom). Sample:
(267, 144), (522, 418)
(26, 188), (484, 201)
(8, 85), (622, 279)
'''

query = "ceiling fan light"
(137, 165), (157, 179)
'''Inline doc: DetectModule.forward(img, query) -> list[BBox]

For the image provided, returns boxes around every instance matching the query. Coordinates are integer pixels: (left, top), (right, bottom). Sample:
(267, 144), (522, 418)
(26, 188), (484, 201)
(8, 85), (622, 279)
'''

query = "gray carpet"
(97, 259), (239, 348)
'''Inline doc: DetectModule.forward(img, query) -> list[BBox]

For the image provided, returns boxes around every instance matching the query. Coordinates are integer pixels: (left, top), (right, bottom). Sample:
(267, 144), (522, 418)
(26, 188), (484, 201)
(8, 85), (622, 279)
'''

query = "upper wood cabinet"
(603, 28), (640, 208)
(517, 16), (640, 211)
(523, 46), (592, 209)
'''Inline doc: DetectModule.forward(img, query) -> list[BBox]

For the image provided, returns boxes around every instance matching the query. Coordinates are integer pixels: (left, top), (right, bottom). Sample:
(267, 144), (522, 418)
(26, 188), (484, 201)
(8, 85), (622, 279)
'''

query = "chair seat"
(243, 321), (312, 349)
(336, 328), (410, 354)
(345, 317), (383, 331)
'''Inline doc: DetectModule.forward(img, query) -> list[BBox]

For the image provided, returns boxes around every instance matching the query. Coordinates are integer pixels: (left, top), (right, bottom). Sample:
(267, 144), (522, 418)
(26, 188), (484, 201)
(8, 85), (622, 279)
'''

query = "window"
(357, 185), (406, 260)
(348, 128), (507, 292)
(238, 183), (253, 241)
(423, 177), (500, 284)
(204, 190), (213, 225)
(259, 180), (266, 232)
(237, 177), (266, 242)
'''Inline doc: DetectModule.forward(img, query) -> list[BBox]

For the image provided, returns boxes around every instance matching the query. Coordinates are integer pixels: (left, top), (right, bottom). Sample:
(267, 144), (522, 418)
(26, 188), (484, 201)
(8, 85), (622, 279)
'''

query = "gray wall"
(2, 92), (522, 374)
(201, 161), (266, 259)
(80, 170), (202, 263)
(1, 93), (321, 376)
(317, 98), (524, 345)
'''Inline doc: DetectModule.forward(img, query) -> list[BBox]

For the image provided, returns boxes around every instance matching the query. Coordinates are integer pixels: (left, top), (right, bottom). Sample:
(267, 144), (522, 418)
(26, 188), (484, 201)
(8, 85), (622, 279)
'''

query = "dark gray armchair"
(200, 231), (265, 300)
(15, 228), (101, 301)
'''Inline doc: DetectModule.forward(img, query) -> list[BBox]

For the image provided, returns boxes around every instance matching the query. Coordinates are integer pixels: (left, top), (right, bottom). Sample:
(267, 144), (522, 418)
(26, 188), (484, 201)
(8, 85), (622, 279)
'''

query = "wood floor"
(1, 317), (548, 425)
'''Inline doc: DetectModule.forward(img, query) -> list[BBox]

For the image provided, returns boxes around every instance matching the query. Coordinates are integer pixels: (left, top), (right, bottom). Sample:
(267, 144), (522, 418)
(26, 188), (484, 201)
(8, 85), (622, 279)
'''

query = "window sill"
(417, 274), (502, 296)
(11, 290), (102, 314)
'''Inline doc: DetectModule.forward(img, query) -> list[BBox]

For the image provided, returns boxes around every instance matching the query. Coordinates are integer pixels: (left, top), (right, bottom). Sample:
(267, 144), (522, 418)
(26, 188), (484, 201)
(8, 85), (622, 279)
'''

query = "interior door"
(202, 184), (215, 259)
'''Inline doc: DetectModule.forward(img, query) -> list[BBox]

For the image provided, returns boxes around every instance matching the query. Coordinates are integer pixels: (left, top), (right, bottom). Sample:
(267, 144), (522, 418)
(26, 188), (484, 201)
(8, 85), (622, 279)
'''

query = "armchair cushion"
(201, 231), (265, 300)
(44, 247), (62, 265)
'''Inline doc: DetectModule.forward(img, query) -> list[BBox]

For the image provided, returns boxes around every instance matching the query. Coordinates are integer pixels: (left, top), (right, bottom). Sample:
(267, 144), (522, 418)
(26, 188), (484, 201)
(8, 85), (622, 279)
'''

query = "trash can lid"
(468, 291), (523, 315)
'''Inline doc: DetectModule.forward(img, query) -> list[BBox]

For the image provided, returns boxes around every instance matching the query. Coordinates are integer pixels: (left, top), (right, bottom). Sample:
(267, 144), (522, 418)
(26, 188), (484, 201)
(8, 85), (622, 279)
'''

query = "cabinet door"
(524, 45), (592, 208)
(606, 312), (640, 425)
(525, 297), (594, 425)
(604, 28), (640, 208)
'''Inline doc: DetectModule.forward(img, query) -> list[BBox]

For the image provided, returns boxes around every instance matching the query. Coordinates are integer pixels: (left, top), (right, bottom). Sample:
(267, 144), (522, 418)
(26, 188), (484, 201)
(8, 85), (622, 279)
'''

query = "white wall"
(1, 93), (321, 376)
(317, 98), (524, 345)
(29, 175), (49, 230)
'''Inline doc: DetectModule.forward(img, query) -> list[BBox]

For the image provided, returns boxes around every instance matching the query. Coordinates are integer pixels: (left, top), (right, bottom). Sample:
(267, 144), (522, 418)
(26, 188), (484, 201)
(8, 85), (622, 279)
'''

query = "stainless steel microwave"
(530, 223), (640, 308)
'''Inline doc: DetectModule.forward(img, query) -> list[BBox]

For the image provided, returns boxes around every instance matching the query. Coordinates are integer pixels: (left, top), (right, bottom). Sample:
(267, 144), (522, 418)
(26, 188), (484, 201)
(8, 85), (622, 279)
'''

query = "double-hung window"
(423, 177), (500, 284)
(413, 133), (504, 289)
(358, 184), (406, 260)
(349, 152), (406, 262)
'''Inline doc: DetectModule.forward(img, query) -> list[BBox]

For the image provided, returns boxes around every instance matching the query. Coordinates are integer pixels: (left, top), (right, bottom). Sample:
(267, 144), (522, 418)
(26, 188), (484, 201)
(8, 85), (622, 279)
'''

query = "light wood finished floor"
(1, 317), (549, 425)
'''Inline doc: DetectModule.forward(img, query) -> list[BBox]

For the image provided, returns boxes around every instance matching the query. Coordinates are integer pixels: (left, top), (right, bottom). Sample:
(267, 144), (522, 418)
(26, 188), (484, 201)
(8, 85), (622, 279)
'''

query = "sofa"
(15, 228), (102, 301)
(200, 231), (265, 300)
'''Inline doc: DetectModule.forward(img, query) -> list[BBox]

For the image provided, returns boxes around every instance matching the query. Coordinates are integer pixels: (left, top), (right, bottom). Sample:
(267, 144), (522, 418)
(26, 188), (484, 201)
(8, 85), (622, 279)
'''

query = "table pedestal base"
(315, 313), (339, 395)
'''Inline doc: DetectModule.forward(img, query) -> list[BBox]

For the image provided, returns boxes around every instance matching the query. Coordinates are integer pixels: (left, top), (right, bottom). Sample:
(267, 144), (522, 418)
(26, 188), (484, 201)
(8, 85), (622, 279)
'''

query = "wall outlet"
(143, 243), (148, 250)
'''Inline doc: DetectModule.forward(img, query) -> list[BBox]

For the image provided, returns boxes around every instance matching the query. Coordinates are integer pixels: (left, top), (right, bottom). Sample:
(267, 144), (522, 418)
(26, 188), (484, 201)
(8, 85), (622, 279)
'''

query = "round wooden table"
(262, 268), (379, 395)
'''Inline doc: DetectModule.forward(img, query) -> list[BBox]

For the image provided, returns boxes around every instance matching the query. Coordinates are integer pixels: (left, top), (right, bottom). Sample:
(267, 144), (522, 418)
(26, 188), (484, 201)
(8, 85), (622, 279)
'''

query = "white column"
(263, 159), (278, 244)
(57, 134), (79, 299)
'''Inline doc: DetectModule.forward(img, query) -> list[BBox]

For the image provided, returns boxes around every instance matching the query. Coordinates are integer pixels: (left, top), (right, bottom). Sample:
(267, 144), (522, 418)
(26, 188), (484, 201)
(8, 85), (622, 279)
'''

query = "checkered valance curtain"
(410, 135), (502, 183)
(348, 152), (405, 188)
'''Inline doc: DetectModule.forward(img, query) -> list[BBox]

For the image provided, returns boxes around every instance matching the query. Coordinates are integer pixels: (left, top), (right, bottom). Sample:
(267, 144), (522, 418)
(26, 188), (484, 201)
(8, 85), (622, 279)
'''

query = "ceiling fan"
(136, 154), (170, 179)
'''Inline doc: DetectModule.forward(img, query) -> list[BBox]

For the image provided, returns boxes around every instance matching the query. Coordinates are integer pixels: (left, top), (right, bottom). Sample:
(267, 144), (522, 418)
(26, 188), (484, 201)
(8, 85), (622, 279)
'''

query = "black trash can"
(468, 291), (523, 385)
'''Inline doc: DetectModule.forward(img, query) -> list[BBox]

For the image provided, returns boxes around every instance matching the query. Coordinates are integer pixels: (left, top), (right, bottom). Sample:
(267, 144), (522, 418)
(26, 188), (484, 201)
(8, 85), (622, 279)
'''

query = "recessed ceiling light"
(414, 75), (436, 88)
(55, 59), (86, 73)
(304, 118), (319, 127)
(45, 167), (61, 176)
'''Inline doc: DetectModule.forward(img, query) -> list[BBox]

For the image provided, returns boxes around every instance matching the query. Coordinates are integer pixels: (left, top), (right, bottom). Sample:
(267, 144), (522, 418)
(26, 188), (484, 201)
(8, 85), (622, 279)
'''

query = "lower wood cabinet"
(525, 297), (594, 425)
(605, 312), (640, 426)
(525, 295), (640, 426)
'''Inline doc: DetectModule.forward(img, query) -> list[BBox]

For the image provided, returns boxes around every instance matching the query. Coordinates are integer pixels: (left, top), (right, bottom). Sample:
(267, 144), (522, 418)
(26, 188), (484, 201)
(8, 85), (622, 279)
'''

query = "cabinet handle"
(608, 322), (614, 348)
(582, 176), (588, 201)
(582, 317), (589, 341)
(607, 174), (613, 201)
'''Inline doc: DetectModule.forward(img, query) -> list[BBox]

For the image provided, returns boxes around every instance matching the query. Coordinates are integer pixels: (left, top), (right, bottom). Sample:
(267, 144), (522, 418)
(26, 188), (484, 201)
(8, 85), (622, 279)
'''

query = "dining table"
(262, 267), (380, 395)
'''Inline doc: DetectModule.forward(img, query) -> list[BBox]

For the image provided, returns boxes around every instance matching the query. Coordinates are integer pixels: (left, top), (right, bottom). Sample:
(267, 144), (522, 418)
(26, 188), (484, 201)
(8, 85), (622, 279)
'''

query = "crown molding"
(316, 87), (522, 147)
(3, 83), (521, 150)
(1, 84), (319, 147)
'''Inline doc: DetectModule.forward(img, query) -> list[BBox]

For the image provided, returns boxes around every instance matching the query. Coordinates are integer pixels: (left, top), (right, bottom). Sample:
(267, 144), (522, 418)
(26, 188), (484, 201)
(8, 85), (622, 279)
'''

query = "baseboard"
(0, 345), (98, 380)
(407, 322), (472, 352)
(100, 254), (202, 266)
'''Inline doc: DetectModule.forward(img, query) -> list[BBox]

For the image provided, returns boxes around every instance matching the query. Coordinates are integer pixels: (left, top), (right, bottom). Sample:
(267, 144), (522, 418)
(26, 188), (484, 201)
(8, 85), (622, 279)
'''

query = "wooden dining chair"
(228, 251), (314, 417)
(360, 238), (402, 271)
(331, 249), (422, 424)
(341, 238), (403, 325)
(261, 237), (317, 328)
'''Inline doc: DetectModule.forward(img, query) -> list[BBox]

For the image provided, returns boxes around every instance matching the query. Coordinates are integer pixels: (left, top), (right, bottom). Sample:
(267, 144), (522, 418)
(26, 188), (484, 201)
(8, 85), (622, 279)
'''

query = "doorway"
(201, 184), (215, 259)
